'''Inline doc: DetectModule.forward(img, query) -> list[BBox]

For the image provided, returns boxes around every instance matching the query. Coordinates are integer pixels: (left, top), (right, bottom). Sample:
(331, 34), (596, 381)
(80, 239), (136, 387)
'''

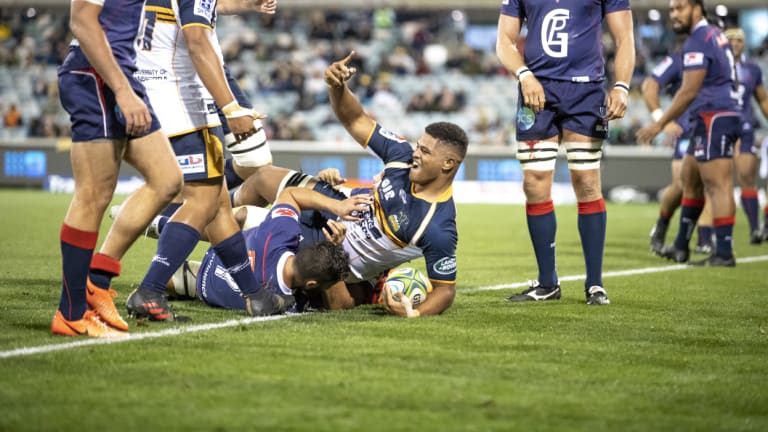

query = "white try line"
(462, 254), (768, 293)
(2, 254), (767, 359)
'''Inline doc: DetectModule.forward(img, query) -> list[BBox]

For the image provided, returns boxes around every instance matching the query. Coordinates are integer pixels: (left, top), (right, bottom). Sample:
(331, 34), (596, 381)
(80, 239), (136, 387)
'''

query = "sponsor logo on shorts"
(214, 265), (241, 293)
(433, 256), (457, 275)
(273, 206), (298, 220)
(177, 153), (205, 174)
(517, 107), (535, 131)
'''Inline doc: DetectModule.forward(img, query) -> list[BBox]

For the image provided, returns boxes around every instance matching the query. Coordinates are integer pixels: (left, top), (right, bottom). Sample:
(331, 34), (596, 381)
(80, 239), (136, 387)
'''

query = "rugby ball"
(384, 267), (433, 306)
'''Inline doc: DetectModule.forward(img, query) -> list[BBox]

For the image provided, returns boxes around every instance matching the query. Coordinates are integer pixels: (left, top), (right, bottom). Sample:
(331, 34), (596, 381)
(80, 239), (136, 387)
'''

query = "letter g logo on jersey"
(541, 9), (570, 58)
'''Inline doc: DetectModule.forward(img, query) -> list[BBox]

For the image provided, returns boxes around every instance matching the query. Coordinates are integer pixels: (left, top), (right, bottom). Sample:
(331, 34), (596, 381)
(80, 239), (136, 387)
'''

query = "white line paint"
(2, 254), (767, 359)
(462, 254), (768, 293)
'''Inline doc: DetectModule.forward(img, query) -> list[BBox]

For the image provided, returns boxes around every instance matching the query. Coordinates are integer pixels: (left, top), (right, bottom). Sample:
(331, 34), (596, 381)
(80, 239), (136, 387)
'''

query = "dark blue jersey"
(736, 59), (764, 127)
(500, 0), (631, 82)
(681, 21), (740, 115)
(60, 0), (146, 73)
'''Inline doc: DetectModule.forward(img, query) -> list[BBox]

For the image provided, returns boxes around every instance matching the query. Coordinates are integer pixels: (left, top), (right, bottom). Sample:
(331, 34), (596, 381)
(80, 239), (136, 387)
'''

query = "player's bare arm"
(637, 69), (705, 144)
(71, 0), (150, 136)
(640, 77), (662, 116)
(754, 84), (768, 120)
(182, 25), (260, 141)
(325, 51), (377, 145)
(605, 9), (635, 121)
(496, 14), (545, 113)
(277, 187), (370, 222)
(218, 0), (277, 15)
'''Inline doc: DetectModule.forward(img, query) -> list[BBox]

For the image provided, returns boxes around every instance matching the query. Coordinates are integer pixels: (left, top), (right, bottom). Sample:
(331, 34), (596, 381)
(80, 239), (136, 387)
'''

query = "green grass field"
(1, 189), (766, 431)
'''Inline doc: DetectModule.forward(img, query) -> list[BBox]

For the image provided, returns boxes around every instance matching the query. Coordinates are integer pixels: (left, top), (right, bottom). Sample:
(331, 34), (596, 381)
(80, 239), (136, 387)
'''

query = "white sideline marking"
(462, 254), (768, 294)
(0, 315), (290, 359)
(2, 254), (767, 359)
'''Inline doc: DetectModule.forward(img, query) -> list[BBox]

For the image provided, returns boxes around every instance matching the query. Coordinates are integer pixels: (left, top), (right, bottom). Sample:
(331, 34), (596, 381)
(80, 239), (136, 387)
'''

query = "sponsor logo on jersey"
(176, 153), (205, 174)
(273, 206), (298, 220)
(378, 127), (407, 143)
(214, 265), (241, 293)
(571, 76), (589, 83)
(683, 52), (704, 67)
(433, 256), (457, 275)
(541, 9), (570, 58)
(194, 0), (214, 20)
(652, 56), (674, 77)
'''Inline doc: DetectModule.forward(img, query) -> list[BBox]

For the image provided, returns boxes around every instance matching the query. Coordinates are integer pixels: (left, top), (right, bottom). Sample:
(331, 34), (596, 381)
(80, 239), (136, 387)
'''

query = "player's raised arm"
(605, 9), (635, 120)
(326, 51), (376, 146)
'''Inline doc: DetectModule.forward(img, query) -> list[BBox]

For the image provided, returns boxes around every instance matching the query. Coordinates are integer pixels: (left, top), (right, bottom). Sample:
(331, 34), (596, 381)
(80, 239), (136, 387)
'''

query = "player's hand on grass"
(322, 220), (347, 245)
(325, 51), (357, 88)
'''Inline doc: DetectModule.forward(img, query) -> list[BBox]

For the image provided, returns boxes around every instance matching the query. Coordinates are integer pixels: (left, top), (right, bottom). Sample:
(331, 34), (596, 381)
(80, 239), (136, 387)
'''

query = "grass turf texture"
(0, 189), (766, 431)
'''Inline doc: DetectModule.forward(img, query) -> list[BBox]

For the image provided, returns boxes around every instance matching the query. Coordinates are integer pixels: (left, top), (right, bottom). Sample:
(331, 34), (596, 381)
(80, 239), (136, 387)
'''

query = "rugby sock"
(139, 222), (200, 295)
(59, 224), (98, 320)
(160, 202), (182, 218)
(526, 200), (558, 287)
(213, 231), (260, 296)
(697, 225), (713, 247)
(713, 216), (735, 258)
(88, 253), (121, 290)
(740, 188), (759, 232)
(578, 198), (606, 289)
(658, 210), (672, 224)
(673, 197), (704, 250)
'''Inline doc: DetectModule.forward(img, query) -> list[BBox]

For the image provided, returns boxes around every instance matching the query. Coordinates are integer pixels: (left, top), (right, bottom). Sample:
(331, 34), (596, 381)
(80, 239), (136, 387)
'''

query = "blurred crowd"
(2, 6), (767, 145)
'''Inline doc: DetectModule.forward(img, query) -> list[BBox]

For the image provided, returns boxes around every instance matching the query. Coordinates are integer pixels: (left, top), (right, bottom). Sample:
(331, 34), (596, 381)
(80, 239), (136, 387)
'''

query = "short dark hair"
(425, 121), (469, 161)
(294, 241), (350, 288)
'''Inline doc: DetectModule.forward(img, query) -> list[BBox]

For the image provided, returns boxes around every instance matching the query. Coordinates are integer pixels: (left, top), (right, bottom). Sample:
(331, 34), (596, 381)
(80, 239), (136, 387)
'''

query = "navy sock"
(697, 225), (713, 247)
(578, 198), (606, 289)
(140, 222), (200, 295)
(59, 224), (98, 320)
(741, 189), (759, 232)
(674, 198), (704, 250)
(213, 231), (260, 296)
(88, 252), (121, 290)
(160, 202), (182, 218)
(526, 200), (557, 287)
(713, 217), (735, 258)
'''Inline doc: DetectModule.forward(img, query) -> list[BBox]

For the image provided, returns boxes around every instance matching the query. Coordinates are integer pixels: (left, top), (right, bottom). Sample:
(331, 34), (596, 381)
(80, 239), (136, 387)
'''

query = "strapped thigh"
(516, 140), (559, 171)
(564, 141), (602, 170)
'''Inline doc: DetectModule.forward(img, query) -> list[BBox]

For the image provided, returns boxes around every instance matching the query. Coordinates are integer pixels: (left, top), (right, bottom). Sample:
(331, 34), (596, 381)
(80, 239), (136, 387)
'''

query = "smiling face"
(669, 0), (699, 35)
(410, 134), (453, 186)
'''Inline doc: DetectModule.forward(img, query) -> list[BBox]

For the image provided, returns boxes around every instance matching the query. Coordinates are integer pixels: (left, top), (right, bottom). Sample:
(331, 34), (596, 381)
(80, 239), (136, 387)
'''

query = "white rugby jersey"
(134, 0), (223, 136)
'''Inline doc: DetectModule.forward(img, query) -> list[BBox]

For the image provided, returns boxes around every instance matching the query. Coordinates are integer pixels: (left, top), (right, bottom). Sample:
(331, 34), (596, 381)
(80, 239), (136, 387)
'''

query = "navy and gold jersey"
(343, 123), (457, 286)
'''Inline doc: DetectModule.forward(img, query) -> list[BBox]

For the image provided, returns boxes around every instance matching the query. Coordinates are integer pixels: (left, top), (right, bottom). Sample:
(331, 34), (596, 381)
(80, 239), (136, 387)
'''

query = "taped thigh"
(564, 141), (602, 170)
(224, 119), (272, 167)
(516, 140), (558, 171)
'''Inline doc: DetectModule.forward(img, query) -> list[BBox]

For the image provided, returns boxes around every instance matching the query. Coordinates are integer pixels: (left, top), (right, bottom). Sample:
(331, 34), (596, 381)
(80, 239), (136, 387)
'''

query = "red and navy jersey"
(60, 0), (146, 73)
(681, 21), (740, 115)
(736, 59), (764, 127)
(248, 204), (301, 299)
(651, 52), (693, 130)
(500, 0), (631, 82)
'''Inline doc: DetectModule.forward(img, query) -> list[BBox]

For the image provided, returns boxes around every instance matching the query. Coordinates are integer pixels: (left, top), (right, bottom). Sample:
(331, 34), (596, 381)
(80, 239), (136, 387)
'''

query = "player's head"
(410, 122), (468, 185)
(294, 241), (350, 291)
(725, 27), (745, 57)
(669, 0), (704, 34)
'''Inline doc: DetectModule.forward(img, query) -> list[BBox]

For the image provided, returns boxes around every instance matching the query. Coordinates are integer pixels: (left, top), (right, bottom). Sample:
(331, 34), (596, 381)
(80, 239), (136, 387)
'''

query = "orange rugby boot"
(51, 310), (128, 338)
(86, 278), (129, 331)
